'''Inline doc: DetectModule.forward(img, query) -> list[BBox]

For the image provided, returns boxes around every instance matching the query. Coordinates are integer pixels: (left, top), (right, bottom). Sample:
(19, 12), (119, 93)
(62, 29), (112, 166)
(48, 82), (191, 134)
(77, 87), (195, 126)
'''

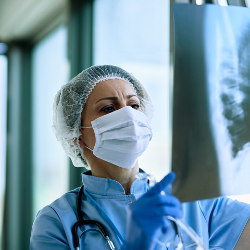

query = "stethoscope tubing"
(83, 186), (125, 245)
(72, 170), (148, 250)
(72, 185), (118, 250)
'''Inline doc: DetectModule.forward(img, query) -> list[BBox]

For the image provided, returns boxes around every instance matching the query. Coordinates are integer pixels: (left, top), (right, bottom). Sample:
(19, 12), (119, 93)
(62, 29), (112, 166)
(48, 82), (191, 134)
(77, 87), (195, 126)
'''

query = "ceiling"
(0, 0), (67, 43)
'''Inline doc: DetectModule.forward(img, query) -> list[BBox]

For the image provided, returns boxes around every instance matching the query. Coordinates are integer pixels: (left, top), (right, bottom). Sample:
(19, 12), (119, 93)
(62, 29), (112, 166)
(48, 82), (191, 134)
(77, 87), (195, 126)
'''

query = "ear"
(77, 135), (86, 149)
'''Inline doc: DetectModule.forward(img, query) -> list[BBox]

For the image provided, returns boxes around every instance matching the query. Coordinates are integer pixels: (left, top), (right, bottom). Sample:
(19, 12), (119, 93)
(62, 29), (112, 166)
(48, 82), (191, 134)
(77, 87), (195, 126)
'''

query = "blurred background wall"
(0, 0), (249, 249)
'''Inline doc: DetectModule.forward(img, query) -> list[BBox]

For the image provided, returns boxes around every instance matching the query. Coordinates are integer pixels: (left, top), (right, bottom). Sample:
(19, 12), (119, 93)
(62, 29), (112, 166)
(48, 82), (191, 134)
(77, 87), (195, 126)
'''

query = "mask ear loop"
(80, 126), (94, 152)
(84, 145), (94, 152)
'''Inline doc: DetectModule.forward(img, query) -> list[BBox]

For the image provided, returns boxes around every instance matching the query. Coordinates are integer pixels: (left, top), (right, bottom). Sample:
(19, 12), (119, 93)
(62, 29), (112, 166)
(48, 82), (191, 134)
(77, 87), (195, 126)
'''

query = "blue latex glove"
(122, 172), (183, 250)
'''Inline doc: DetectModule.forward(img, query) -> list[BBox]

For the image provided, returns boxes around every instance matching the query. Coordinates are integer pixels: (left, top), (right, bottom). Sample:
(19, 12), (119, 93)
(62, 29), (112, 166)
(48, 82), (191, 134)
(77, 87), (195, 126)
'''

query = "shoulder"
(30, 188), (80, 249)
(49, 187), (80, 214)
(34, 187), (80, 225)
(197, 197), (250, 248)
(197, 196), (250, 221)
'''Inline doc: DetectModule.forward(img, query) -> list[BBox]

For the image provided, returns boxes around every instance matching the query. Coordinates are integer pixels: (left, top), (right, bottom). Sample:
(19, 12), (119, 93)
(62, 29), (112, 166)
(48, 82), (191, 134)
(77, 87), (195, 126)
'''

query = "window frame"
(2, 5), (70, 250)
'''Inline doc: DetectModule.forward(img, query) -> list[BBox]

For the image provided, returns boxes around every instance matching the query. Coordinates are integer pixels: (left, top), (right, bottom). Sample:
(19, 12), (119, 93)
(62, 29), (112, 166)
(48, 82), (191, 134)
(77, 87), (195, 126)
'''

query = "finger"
(161, 219), (172, 234)
(145, 193), (181, 208)
(147, 172), (176, 196)
(133, 195), (182, 219)
(151, 206), (183, 219)
(159, 194), (182, 208)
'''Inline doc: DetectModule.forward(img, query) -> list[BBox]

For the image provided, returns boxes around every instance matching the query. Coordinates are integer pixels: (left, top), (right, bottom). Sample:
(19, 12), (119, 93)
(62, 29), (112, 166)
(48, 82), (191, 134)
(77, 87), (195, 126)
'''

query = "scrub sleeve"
(183, 197), (250, 249)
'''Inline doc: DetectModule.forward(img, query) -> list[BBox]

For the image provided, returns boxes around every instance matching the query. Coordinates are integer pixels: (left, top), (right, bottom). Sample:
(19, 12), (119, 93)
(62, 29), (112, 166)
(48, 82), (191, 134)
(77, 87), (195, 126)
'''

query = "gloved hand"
(122, 172), (183, 250)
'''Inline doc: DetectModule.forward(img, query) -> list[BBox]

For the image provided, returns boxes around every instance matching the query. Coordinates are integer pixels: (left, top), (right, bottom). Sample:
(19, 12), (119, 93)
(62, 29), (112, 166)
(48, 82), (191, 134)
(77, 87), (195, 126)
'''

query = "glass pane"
(0, 55), (7, 250)
(32, 26), (69, 216)
(94, 0), (170, 180)
(228, 194), (250, 204)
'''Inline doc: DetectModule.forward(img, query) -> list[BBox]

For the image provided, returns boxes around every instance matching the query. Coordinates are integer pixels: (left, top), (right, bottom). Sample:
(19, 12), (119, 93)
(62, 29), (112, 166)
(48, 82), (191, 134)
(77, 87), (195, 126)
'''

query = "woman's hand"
(123, 172), (183, 250)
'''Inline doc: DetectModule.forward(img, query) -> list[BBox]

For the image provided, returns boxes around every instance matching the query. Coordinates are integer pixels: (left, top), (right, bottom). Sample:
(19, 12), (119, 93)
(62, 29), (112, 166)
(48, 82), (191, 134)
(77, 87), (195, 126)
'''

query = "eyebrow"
(95, 95), (138, 104)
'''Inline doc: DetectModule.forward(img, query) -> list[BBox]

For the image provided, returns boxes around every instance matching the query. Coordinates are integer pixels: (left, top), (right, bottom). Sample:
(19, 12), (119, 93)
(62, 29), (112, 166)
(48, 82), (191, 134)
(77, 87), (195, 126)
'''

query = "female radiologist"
(30, 65), (250, 249)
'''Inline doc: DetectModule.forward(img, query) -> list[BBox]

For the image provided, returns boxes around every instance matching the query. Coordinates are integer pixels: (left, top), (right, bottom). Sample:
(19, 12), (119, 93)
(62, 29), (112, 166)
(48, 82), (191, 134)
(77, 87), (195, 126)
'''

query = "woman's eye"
(131, 103), (140, 110)
(100, 105), (115, 113)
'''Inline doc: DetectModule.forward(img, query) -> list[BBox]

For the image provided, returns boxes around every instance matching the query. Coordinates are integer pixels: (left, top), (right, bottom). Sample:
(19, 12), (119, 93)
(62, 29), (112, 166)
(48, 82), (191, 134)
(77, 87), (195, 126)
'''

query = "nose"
(118, 100), (127, 109)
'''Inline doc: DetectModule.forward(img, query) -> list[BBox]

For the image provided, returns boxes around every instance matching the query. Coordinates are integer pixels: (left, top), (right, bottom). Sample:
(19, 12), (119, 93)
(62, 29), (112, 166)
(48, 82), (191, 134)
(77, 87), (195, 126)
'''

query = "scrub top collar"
(81, 169), (148, 196)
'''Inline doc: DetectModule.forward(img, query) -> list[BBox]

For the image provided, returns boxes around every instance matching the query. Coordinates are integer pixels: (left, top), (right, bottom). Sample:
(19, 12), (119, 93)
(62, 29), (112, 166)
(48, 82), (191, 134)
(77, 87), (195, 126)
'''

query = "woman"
(30, 65), (250, 249)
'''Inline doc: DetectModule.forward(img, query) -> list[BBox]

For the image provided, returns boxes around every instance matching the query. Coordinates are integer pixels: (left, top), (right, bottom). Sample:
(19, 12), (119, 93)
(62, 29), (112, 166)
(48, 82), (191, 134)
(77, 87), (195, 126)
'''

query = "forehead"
(86, 79), (137, 101)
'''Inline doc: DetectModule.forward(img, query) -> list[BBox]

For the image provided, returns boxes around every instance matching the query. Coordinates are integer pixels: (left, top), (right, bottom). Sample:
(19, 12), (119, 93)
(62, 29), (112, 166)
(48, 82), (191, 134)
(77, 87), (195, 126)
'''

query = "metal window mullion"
(3, 43), (33, 250)
(68, 0), (94, 189)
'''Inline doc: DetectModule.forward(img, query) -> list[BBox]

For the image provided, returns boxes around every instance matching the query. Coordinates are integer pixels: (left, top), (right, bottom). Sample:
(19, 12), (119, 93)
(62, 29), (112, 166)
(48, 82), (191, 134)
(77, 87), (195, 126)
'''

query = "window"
(94, 0), (170, 180)
(32, 26), (69, 216)
(0, 54), (7, 250)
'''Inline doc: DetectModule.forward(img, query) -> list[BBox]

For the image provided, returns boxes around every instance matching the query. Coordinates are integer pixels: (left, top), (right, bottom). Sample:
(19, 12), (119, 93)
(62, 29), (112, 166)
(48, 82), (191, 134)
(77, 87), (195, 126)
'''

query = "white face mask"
(82, 106), (152, 169)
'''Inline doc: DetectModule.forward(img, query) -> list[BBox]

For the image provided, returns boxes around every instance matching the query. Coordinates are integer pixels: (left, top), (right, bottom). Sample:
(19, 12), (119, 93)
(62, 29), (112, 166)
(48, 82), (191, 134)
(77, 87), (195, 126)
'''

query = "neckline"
(81, 170), (148, 196)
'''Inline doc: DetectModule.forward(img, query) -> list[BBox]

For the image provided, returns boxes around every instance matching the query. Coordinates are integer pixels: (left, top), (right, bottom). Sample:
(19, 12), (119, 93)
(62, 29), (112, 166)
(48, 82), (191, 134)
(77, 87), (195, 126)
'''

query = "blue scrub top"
(30, 172), (250, 249)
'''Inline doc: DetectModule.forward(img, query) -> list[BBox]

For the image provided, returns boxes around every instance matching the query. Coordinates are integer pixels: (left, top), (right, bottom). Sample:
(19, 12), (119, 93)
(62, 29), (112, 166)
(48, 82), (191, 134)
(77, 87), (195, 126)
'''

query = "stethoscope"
(71, 170), (148, 250)
(71, 175), (205, 250)
(71, 185), (118, 250)
(71, 184), (180, 250)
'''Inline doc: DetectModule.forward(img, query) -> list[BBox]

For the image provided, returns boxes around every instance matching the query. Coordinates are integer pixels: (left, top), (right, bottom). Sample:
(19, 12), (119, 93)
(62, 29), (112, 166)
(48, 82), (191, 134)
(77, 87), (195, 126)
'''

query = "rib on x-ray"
(172, 3), (250, 202)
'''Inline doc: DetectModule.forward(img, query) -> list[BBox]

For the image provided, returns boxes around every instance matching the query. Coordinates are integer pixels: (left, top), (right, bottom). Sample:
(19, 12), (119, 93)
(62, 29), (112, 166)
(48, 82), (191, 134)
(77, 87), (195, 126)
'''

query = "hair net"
(53, 65), (153, 168)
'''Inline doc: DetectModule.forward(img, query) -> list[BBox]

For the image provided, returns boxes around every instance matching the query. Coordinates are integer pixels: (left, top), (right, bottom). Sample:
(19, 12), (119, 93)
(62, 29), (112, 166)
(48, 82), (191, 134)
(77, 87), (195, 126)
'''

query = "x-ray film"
(172, 4), (250, 201)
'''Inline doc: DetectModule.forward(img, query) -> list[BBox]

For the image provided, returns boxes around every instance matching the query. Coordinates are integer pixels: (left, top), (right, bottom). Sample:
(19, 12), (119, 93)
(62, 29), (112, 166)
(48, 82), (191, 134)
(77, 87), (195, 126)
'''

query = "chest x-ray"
(172, 3), (250, 201)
